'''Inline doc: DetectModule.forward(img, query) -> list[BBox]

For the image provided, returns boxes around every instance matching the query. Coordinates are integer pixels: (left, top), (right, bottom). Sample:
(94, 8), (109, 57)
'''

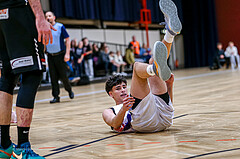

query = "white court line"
(35, 90), (106, 104)
(167, 150), (196, 156)
(13, 90), (106, 106)
(175, 69), (233, 81)
(12, 69), (236, 106)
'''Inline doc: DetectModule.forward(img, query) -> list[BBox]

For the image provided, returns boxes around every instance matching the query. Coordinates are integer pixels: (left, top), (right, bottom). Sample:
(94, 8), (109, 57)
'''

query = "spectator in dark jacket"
(74, 41), (84, 77)
(217, 42), (227, 67)
(82, 37), (94, 79)
(98, 46), (110, 75)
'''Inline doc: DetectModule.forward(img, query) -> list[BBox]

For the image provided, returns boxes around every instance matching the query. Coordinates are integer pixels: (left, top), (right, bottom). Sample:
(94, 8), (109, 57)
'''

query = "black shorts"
(0, 4), (46, 74)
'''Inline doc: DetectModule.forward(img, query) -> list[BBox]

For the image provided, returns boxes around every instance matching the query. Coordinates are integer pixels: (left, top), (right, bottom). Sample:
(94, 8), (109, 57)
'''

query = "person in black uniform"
(45, 11), (74, 104)
(216, 42), (227, 67)
(0, 0), (54, 158)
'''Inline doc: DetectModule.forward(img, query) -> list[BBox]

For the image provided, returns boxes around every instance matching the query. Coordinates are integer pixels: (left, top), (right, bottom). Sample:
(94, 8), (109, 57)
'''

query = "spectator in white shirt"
(114, 51), (127, 75)
(225, 41), (240, 69)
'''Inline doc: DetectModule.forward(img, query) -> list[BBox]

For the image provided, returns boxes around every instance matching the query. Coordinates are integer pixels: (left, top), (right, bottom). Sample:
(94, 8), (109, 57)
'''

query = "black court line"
(183, 147), (240, 159)
(191, 111), (240, 115)
(43, 111), (240, 157)
(43, 114), (187, 157)
(173, 114), (189, 119)
(172, 111), (240, 120)
(43, 134), (120, 157)
(51, 144), (77, 151)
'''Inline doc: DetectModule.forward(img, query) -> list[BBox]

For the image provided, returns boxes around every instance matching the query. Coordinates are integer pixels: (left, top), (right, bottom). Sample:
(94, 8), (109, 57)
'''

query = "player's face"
(83, 39), (88, 45)
(78, 41), (83, 48)
(109, 82), (128, 104)
(104, 47), (109, 53)
(132, 36), (136, 41)
(217, 44), (222, 50)
(45, 12), (55, 24)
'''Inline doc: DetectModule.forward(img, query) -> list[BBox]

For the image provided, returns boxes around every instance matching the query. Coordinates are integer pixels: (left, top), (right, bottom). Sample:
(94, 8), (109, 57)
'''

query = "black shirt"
(0, 0), (26, 10)
(83, 44), (92, 60)
(75, 48), (83, 58)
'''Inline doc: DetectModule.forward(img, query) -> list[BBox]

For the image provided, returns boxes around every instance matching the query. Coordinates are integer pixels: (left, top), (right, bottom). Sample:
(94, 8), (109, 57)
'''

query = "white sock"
(146, 65), (155, 76)
(164, 30), (175, 43)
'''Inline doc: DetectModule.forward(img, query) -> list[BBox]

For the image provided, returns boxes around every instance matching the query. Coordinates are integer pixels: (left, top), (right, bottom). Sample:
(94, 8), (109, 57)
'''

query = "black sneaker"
(50, 97), (60, 104)
(69, 91), (74, 99)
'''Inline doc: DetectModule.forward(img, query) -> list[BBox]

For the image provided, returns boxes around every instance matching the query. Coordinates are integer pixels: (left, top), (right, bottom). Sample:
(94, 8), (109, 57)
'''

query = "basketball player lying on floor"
(102, 40), (176, 133)
(102, 0), (182, 133)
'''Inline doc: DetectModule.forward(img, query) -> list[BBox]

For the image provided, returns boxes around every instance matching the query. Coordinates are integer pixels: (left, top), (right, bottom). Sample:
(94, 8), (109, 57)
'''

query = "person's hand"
(122, 96), (135, 112)
(220, 55), (224, 59)
(36, 18), (57, 45)
(165, 73), (174, 87)
(149, 58), (154, 64)
(77, 58), (82, 64)
(64, 54), (70, 62)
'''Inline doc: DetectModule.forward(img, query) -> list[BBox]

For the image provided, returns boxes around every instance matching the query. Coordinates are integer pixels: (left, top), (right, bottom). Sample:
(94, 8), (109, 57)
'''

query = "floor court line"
(183, 147), (240, 159)
(43, 134), (120, 158)
(42, 113), (193, 157)
(41, 109), (240, 157)
(14, 69), (238, 157)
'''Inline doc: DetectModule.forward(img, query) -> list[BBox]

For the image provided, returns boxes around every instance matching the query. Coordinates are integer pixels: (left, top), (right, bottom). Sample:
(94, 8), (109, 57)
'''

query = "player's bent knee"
(133, 62), (141, 71)
(16, 71), (42, 109)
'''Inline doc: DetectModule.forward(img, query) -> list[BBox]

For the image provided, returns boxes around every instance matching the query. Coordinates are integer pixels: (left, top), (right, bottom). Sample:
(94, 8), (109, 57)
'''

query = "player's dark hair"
(82, 37), (88, 41)
(105, 75), (127, 95)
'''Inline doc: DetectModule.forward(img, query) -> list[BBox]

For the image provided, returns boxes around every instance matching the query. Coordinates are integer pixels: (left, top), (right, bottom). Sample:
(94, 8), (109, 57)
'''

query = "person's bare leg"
(117, 65), (120, 73)
(149, 0), (183, 96)
(162, 39), (172, 58)
(148, 57), (173, 102)
(148, 35), (174, 99)
(148, 57), (168, 94)
(0, 92), (13, 151)
(0, 92), (12, 125)
(130, 62), (151, 99)
(16, 108), (33, 127)
(121, 65), (125, 73)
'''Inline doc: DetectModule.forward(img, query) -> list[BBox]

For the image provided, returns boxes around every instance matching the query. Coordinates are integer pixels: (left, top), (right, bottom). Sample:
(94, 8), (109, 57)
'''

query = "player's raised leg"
(152, 0), (182, 81)
(130, 62), (151, 100)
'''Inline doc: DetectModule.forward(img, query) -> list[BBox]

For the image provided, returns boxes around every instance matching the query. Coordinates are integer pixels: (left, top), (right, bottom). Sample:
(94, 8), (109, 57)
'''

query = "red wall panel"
(215, 0), (240, 52)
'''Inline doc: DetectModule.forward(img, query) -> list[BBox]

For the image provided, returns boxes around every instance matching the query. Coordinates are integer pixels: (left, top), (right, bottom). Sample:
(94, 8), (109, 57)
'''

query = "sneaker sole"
(153, 41), (171, 81)
(159, 0), (182, 34)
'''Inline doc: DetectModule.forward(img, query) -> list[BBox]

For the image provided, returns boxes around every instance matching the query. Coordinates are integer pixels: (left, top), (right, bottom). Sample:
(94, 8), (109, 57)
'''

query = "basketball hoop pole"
(140, 0), (151, 48)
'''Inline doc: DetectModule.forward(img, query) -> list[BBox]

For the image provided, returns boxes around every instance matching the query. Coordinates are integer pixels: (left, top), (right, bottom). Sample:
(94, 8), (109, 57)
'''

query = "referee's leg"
(55, 53), (73, 98)
(48, 55), (60, 99)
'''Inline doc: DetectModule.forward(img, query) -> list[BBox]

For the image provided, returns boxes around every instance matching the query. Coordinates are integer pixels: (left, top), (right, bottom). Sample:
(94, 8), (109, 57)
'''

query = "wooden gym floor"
(10, 67), (240, 159)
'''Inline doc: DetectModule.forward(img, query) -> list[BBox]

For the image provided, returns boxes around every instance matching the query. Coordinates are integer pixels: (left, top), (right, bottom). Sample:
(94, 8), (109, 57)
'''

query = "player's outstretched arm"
(102, 96), (135, 130)
(28, 0), (56, 45)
